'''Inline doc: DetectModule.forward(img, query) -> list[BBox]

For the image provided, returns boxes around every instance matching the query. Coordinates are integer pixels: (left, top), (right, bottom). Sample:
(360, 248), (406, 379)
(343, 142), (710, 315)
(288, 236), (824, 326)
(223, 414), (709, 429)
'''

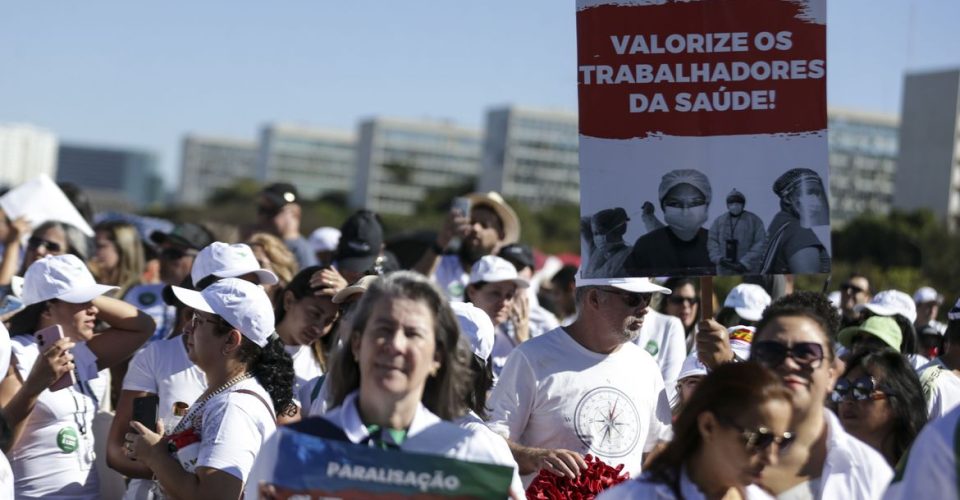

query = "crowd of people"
(0, 179), (958, 499)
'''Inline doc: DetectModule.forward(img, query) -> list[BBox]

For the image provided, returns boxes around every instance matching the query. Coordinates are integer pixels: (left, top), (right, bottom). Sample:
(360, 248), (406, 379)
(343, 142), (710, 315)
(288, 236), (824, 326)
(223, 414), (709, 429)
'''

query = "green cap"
(837, 316), (902, 352)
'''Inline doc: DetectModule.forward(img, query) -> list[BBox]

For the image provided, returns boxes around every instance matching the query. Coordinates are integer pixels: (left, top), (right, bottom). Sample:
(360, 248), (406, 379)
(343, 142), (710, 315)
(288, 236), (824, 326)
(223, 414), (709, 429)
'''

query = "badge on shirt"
(139, 292), (157, 306)
(644, 340), (659, 356)
(57, 427), (79, 453)
(447, 282), (464, 300)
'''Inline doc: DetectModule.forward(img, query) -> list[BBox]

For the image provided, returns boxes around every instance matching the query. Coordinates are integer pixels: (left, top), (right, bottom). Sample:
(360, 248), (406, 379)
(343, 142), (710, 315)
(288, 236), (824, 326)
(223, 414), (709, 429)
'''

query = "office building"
(179, 135), (258, 205)
(258, 124), (356, 202)
(352, 117), (481, 215)
(478, 106), (580, 208)
(827, 109), (899, 226)
(0, 123), (58, 189)
(893, 69), (960, 231)
(56, 143), (164, 210)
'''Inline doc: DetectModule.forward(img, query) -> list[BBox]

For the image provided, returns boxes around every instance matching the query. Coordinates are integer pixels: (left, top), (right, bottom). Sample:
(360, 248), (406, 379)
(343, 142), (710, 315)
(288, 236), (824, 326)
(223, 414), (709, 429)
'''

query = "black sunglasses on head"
(752, 340), (825, 368)
(28, 236), (62, 253)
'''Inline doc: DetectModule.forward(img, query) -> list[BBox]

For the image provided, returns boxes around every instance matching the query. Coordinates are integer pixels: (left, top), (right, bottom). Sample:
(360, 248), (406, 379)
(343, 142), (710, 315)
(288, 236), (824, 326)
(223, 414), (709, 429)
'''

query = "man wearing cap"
(716, 283), (772, 328)
(333, 210), (398, 284)
(583, 207), (632, 278)
(255, 182), (317, 269)
(127, 222), (215, 341)
(707, 189), (767, 275)
(414, 192), (521, 301)
(915, 286), (947, 335)
(625, 169), (714, 277)
(760, 168), (830, 274)
(486, 276), (672, 486)
(498, 244), (559, 340)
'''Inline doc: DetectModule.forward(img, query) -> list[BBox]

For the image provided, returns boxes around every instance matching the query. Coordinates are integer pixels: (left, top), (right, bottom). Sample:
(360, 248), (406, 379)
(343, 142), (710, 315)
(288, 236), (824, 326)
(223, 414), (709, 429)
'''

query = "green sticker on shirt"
(644, 340), (659, 356)
(57, 427), (79, 453)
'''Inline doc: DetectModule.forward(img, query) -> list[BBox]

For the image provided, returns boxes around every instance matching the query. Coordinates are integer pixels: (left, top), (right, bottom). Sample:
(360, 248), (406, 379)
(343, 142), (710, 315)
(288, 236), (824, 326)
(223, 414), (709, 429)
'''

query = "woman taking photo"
(0, 254), (155, 499)
(125, 278), (295, 500)
(833, 347), (927, 467)
(599, 362), (793, 499)
(245, 271), (523, 498)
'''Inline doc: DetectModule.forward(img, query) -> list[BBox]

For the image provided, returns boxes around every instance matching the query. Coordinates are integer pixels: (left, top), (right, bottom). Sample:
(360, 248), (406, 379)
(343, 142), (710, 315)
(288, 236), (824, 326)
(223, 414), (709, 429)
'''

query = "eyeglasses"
(599, 288), (652, 308)
(27, 236), (63, 253)
(752, 341), (825, 369)
(717, 415), (795, 454)
(832, 376), (890, 403)
(160, 247), (198, 261)
(190, 313), (225, 330)
(667, 296), (699, 306)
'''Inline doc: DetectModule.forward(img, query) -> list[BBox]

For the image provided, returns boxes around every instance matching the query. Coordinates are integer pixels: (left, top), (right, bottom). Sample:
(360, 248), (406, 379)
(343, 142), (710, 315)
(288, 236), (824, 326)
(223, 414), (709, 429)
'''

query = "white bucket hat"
(191, 242), (278, 288)
(723, 284), (771, 322)
(21, 254), (118, 306)
(855, 289), (917, 324)
(574, 273), (671, 294)
(469, 255), (529, 288)
(172, 278), (275, 347)
(450, 301), (495, 361)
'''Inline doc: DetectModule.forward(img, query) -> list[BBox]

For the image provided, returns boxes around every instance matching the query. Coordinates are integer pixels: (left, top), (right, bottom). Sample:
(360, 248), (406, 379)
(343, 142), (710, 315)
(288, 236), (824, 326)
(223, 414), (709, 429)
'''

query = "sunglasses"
(667, 296), (699, 306)
(832, 376), (889, 403)
(28, 236), (63, 253)
(599, 288), (652, 308)
(752, 341), (825, 369)
(718, 416), (795, 454)
(160, 247), (198, 261)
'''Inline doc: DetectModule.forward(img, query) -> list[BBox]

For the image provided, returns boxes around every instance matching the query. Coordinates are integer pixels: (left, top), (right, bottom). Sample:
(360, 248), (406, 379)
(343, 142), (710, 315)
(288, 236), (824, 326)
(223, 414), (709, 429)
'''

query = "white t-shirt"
(174, 378), (276, 482)
(0, 324), (13, 500)
(433, 254), (469, 302)
(9, 334), (103, 500)
(286, 344), (323, 407)
(597, 468), (774, 499)
(813, 410), (892, 500)
(883, 405), (960, 500)
(632, 309), (687, 401)
(244, 391), (523, 500)
(486, 327), (673, 486)
(919, 358), (960, 421)
(454, 411), (525, 498)
(121, 334), (207, 500)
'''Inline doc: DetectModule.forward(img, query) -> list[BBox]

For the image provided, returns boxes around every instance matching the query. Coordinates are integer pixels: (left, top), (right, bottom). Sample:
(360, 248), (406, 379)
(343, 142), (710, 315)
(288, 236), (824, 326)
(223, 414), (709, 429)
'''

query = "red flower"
(525, 454), (630, 499)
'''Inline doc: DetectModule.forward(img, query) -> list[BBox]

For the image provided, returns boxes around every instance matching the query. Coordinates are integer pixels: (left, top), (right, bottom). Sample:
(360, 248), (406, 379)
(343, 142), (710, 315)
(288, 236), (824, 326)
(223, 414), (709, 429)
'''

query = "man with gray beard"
(485, 275), (674, 488)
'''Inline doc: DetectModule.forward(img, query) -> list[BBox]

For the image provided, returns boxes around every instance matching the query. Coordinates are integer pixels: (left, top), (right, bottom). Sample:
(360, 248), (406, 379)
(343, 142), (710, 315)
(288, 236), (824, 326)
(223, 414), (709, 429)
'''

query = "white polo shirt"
(632, 309), (687, 400)
(486, 327), (673, 486)
(883, 405), (960, 500)
(919, 358), (960, 421)
(597, 467), (774, 499)
(812, 410), (892, 500)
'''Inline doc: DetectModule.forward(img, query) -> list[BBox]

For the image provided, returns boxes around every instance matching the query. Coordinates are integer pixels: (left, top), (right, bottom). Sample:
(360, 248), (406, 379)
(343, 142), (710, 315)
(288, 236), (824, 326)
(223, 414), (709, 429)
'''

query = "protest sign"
(249, 426), (514, 499)
(577, 0), (829, 278)
(0, 174), (94, 238)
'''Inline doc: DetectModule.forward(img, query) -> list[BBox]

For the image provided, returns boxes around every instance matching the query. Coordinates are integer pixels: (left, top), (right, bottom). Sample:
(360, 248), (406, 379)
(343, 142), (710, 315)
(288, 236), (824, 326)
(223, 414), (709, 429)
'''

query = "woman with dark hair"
(659, 278), (700, 338)
(125, 278), (295, 500)
(598, 362), (793, 499)
(245, 271), (523, 499)
(274, 265), (340, 406)
(834, 348), (926, 467)
(0, 255), (155, 499)
(0, 220), (78, 293)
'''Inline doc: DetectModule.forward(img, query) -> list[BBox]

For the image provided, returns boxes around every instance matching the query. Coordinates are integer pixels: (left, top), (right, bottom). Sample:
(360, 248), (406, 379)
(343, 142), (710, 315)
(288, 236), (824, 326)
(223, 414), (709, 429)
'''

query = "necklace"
(173, 372), (252, 433)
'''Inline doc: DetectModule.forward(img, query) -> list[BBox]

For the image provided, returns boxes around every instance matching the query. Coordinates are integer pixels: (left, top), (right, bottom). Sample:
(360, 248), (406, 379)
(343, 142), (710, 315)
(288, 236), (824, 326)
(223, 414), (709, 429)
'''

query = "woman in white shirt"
(0, 254), (156, 499)
(598, 362), (793, 500)
(125, 278), (295, 500)
(245, 271), (523, 499)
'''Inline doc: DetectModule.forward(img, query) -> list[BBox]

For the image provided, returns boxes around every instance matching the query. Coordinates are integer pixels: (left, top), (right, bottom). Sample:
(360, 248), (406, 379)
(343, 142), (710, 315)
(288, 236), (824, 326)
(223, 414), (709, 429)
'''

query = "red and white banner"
(577, 0), (830, 278)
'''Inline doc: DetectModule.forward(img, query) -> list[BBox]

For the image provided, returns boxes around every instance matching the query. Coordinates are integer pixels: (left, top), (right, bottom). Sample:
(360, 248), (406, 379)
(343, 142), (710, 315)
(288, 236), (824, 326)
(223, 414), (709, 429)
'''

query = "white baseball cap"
(450, 301), (495, 361)
(172, 278), (275, 347)
(855, 289), (917, 324)
(21, 255), (118, 306)
(679, 325), (754, 380)
(191, 242), (278, 288)
(723, 284), (771, 322)
(914, 286), (943, 305)
(309, 227), (341, 253)
(469, 255), (529, 288)
(574, 273), (671, 294)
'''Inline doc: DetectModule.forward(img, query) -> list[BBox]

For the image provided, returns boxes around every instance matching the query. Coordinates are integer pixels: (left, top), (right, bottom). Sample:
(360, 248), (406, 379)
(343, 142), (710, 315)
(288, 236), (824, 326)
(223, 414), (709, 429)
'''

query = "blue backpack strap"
(288, 416), (351, 443)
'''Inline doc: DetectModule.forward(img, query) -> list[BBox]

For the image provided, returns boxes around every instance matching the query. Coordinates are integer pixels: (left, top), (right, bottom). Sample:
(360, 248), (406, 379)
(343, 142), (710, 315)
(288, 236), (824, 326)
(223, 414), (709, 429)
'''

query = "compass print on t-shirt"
(573, 387), (642, 458)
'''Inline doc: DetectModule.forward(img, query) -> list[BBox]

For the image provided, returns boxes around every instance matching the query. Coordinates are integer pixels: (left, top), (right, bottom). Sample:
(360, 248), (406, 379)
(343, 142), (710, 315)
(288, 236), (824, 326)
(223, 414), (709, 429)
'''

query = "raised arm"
(87, 296), (155, 370)
(0, 217), (30, 287)
(412, 209), (469, 277)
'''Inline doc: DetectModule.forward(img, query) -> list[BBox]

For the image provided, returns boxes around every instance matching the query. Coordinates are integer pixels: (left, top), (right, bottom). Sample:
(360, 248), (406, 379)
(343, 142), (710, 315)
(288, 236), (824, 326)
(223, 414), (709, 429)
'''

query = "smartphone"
(34, 325), (77, 392)
(133, 395), (160, 433)
(452, 196), (472, 217)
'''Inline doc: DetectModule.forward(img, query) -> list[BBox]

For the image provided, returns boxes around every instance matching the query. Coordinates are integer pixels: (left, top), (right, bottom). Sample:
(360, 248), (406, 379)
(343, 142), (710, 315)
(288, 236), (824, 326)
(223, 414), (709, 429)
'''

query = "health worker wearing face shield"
(626, 169), (715, 277)
(707, 189), (768, 275)
(760, 168), (830, 275)
(583, 207), (633, 278)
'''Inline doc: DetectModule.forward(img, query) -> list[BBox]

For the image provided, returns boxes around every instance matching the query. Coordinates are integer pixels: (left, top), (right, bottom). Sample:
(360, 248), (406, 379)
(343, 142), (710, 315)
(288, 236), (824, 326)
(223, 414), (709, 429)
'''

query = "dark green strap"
(310, 374), (327, 403)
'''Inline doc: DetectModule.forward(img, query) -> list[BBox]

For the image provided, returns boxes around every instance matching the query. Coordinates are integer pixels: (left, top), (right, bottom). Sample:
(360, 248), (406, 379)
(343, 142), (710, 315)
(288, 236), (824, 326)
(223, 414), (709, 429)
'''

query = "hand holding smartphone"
(132, 395), (160, 434)
(35, 325), (78, 392)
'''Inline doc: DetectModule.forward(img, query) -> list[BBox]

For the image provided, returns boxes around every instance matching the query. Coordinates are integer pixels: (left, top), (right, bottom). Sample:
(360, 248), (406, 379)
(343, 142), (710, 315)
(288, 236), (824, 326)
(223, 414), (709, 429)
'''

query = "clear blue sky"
(1, 1), (958, 190)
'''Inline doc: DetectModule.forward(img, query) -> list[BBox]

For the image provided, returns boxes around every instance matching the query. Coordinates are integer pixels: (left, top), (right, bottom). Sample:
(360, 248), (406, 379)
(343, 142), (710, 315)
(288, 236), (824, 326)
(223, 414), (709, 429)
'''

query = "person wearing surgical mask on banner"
(626, 169), (715, 277)
(707, 189), (767, 275)
(583, 207), (632, 278)
(760, 168), (831, 275)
